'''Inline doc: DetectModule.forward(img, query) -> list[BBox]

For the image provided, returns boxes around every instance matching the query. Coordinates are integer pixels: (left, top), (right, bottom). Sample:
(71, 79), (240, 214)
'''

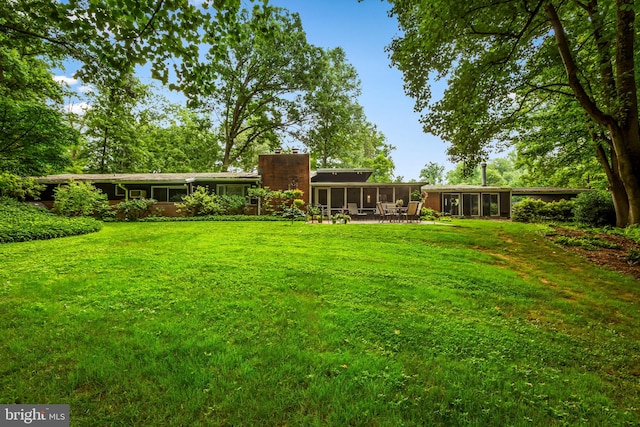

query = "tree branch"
(545, 3), (614, 127)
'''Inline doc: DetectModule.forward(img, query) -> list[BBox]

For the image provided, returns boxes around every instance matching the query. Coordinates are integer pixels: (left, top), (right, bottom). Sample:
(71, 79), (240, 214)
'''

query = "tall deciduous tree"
(387, 0), (640, 226)
(419, 162), (445, 185)
(296, 47), (364, 167)
(181, 4), (318, 171)
(0, 34), (76, 175)
(82, 75), (150, 173)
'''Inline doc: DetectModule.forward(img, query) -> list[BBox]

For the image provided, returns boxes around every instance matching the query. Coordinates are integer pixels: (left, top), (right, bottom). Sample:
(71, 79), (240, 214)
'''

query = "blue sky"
(268, 0), (453, 180)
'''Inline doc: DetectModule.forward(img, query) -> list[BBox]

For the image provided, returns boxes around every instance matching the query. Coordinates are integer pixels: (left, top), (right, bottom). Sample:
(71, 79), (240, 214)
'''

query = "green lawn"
(1, 220), (639, 426)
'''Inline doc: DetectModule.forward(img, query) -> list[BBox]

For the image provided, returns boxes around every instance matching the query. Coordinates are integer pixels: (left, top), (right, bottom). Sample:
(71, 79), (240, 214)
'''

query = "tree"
(295, 47), (364, 167)
(0, 0), (249, 86)
(445, 156), (521, 186)
(387, 0), (640, 226)
(365, 144), (396, 182)
(81, 75), (150, 173)
(180, 4), (318, 171)
(419, 162), (445, 184)
(0, 37), (76, 175)
(140, 105), (222, 173)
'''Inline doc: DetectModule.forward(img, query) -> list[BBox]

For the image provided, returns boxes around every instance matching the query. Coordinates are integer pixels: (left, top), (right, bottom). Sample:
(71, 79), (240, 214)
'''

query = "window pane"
(331, 188), (344, 208)
(152, 188), (168, 202)
(347, 188), (360, 205)
(169, 188), (188, 202)
(379, 187), (393, 203)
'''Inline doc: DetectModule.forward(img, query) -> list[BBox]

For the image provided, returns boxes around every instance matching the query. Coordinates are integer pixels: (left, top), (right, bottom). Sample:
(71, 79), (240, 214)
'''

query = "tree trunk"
(609, 126), (640, 225)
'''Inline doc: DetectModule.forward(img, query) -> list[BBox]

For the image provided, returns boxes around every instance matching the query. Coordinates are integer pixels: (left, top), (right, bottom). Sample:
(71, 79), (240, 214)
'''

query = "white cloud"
(78, 85), (94, 93)
(53, 75), (78, 86)
(65, 102), (91, 115)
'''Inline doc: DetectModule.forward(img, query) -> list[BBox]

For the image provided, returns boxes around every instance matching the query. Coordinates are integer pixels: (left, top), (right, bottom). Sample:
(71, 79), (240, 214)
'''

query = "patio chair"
(384, 202), (401, 222)
(402, 201), (420, 223)
(376, 202), (388, 222)
(347, 203), (368, 221)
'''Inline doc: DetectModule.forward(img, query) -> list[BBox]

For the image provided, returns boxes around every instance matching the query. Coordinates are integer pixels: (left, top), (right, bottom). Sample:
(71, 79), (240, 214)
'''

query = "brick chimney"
(258, 152), (310, 204)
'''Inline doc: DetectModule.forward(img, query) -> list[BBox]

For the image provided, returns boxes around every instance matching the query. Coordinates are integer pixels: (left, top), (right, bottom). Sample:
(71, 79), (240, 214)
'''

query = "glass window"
(152, 186), (187, 202)
(462, 193), (480, 216)
(331, 188), (345, 209)
(482, 193), (499, 216)
(217, 184), (248, 197)
(379, 187), (394, 203)
(347, 188), (361, 206)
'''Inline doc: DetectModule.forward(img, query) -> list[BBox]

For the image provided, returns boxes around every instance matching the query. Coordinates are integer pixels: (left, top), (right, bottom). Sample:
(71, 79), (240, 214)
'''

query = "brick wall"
(258, 153), (311, 204)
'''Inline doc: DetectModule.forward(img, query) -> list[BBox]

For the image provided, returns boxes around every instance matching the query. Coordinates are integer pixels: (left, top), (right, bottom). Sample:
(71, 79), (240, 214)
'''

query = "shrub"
(52, 180), (110, 218)
(546, 199), (575, 222)
(421, 207), (441, 221)
(115, 198), (156, 221)
(573, 191), (615, 227)
(177, 187), (249, 216)
(176, 186), (224, 216)
(511, 198), (548, 223)
(0, 172), (44, 200)
(0, 197), (102, 243)
(218, 195), (247, 215)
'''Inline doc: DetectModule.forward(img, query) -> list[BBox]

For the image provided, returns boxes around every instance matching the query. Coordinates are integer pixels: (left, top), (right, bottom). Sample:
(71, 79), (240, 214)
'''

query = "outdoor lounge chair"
(347, 203), (368, 220)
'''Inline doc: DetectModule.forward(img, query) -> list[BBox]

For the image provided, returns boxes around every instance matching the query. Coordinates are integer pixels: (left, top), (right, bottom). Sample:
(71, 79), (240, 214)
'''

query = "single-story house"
(421, 185), (512, 218)
(36, 172), (262, 215)
(311, 168), (425, 215)
(34, 151), (589, 218)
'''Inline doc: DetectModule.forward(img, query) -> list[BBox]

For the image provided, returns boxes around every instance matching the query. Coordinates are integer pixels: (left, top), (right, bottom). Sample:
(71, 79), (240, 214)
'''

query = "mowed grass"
(1, 220), (639, 426)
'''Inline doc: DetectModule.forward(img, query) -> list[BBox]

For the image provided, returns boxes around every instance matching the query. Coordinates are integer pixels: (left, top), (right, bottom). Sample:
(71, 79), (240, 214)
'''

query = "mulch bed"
(548, 227), (640, 280)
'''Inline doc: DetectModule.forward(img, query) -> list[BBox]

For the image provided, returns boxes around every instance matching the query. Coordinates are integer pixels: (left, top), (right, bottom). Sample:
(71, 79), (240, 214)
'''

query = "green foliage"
(421, 207), (441, 221)
(52, 181), (110, 218)
(0, 173), (44, 201)
(419, 162), (445, 184)
(573, 191), (616, 227)
(625, 249), (640, 265)
(331, 212), (351, 223)
(180, 4), (318, 170)
(446, 155), (522, 186)
(511, 198), (549, 223)
(281, 206), (308, 222)
(176, 187), (248, 216)
(554, 235), (621, 251)
(387, 1), (640, 226)
(546, 199), (575, 223)
(0, 98), (76, 175)
(0, 197), (102, 243)
(115, 198), (156, 221)
(512, 198), (575, 223)
(176, 186), (224, 216)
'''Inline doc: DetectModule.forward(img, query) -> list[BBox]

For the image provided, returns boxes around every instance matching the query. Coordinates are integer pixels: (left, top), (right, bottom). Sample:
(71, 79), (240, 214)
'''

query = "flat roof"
(421, 185), (512, 192)
(512, 187), (590, 195)
(311, 181), (426, 187)
(35, 172), (261, 185)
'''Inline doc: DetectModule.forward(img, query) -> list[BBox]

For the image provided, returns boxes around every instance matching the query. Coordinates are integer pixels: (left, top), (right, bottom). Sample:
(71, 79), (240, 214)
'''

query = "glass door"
(443, 193), (460, 216)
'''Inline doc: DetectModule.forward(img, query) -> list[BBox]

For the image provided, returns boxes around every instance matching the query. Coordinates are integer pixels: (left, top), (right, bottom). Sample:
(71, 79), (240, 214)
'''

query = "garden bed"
(549, 226), (640, 279)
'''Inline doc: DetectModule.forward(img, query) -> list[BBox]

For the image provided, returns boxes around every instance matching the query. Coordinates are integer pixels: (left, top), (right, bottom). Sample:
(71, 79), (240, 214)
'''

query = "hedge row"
(0, 198), (102, 243)
(136, 214), (306, 222)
